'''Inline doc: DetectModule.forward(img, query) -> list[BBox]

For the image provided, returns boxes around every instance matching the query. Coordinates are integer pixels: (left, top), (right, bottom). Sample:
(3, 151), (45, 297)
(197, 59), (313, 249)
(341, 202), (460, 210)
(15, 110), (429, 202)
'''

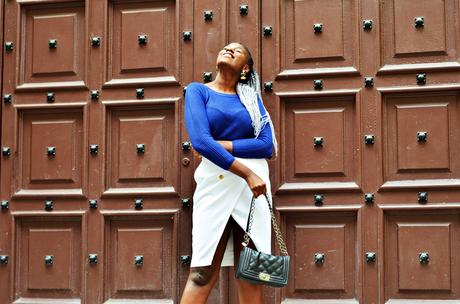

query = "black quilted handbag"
(235, 193), (290, 287)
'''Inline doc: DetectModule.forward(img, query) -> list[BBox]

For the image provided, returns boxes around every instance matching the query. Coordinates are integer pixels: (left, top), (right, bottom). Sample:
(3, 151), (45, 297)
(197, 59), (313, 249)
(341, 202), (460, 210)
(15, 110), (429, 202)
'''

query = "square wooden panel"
(104, 214), (175, 301)
(105, 105), (177, 194)
(281, 95), (359, 191)
(20, 2), (85, 86)
(14, 217), (82, 301)
(191, 0), (227, 83)
(284, 212), (357, 300)
(227, 0), (261, 71)
(281, 0), (358, 77)
(382, 93), (460, 187)
(385, 211), (460, 300)
(106, 0), (177, 85)
(379, 0), (458, 70)
(15, 108), (85, 197)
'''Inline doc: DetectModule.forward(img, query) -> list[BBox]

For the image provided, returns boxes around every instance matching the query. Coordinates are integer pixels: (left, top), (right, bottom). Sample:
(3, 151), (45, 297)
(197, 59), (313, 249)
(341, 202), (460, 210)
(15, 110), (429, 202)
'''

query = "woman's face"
(216, 43), (249, 73)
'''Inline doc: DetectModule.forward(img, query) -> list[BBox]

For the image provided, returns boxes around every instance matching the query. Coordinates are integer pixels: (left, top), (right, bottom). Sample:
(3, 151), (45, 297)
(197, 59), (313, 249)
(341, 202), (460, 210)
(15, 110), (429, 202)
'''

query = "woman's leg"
(232, 217), (263, 304)
(180, 219), (232, 304)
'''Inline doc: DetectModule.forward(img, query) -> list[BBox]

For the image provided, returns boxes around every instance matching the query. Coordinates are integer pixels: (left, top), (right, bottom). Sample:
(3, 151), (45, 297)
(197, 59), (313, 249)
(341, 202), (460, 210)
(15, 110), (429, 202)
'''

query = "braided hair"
(234, 43), (278, 158)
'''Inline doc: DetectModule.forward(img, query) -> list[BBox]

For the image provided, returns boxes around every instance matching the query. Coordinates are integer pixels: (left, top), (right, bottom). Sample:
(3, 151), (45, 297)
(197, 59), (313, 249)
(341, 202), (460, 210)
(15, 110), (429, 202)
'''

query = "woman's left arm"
(221, 123), (273, 158)
(217, 95), (274, 158)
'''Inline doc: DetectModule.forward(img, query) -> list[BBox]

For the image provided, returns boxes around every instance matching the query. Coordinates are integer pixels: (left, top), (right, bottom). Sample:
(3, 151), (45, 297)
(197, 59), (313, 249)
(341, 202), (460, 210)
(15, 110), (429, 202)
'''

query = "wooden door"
(268, 0), (460, 303)
(0, 0), (191, 303)
(1, 0), (460, 303)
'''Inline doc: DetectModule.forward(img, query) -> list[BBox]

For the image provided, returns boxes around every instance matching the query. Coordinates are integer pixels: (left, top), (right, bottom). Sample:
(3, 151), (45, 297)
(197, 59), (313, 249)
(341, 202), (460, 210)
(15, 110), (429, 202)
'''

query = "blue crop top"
(184, 82), (273, 170)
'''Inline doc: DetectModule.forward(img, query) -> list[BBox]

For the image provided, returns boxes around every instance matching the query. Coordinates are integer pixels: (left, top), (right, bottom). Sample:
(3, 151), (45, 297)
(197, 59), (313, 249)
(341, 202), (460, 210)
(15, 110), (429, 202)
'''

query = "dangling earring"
(240, 70), (247, 80)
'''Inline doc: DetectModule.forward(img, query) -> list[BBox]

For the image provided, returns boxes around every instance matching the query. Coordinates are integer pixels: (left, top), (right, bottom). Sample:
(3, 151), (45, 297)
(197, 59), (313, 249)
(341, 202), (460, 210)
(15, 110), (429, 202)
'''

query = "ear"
(242, 64), (250, 74)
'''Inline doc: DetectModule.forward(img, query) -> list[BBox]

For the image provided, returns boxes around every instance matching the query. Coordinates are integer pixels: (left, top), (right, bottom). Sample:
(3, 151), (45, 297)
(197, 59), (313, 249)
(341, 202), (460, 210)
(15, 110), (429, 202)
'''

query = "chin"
(216, 60), (236, 69)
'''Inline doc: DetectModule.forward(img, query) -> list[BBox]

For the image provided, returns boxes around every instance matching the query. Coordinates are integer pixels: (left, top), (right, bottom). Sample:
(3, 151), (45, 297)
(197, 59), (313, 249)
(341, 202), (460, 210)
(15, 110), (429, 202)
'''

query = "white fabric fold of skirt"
(190, 156), (272, 268)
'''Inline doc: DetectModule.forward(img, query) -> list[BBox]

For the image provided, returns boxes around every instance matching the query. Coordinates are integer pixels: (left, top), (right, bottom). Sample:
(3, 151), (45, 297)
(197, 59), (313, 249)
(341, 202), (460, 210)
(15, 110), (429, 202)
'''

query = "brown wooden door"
(0, 0), (190, 303)
(1, 0), (460, 303)
(269, 0), (460, 303)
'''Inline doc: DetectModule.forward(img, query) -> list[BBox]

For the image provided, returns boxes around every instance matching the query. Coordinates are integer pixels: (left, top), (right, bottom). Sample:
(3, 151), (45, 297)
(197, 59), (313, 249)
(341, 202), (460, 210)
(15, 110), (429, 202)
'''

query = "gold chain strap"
(266, 194), (289, 256)
(242, 193), (289, 256)
(242, 196), (256, 247)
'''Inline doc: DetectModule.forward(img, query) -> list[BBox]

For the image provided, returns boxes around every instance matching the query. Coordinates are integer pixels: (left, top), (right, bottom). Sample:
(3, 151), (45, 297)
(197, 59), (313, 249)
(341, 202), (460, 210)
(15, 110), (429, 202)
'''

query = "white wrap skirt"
(190, 156), (272, 268)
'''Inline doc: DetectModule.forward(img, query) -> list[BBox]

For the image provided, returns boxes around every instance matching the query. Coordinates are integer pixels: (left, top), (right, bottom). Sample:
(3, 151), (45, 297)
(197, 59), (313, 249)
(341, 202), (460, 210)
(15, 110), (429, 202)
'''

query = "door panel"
(282, 95), (359, 188)
(14, 216), (82, 301)
(228, 0), (261, 69)
(104, 213), (177, 302)
(15, 109), (85, 197)
(104, 105), (178, 194)
(281, 0), (359, 76)
(382, 92), (460, 189)
(385, 212), (460, 300)
(192, 0), (228, 84)
(107, 0), (177, 84)
(395, 105), (450, 170)
(22, 3), (86, 88)
(380, 0), (459, 70)
(285, 212), (357, 300)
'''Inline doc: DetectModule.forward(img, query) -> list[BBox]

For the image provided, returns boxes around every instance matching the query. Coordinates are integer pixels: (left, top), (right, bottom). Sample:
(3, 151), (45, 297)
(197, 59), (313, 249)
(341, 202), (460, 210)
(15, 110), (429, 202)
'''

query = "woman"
(181, 42), (278, 304)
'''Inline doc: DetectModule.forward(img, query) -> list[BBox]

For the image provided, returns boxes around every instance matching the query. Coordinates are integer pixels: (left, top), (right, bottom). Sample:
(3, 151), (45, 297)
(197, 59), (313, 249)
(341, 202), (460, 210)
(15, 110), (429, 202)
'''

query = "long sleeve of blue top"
(184, 82), (273, 170)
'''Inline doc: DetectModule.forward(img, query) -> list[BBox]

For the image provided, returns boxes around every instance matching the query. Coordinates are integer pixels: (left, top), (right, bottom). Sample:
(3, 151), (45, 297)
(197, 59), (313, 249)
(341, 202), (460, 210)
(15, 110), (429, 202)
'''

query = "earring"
(240, 71), (247, 80)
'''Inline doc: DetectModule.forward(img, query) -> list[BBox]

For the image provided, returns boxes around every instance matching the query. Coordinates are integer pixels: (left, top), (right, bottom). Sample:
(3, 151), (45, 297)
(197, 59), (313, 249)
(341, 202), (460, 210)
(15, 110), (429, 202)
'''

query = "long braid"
(236, 70), (278, 158)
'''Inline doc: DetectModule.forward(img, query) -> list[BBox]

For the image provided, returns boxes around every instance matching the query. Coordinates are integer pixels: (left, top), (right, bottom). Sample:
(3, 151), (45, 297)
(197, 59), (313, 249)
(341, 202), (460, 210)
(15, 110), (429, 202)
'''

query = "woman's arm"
(230, 120), (273, 158)
(217, 95), (274, 158)
(216, 121), (273, 158)
(228, 160), (267, 197)
(184, 83), (236, 170)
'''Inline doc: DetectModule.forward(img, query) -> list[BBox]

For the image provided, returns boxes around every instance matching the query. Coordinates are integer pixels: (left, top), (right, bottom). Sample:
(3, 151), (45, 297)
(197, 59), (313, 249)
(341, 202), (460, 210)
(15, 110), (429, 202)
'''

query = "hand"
(227, 159), (266, 198)
(244, 171), (266, 198)
(216, 140), (232, 153)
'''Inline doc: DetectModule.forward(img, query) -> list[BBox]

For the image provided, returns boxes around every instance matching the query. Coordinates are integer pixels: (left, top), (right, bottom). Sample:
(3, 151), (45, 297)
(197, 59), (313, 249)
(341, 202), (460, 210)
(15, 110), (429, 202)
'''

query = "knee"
(189, 267), (214, 287)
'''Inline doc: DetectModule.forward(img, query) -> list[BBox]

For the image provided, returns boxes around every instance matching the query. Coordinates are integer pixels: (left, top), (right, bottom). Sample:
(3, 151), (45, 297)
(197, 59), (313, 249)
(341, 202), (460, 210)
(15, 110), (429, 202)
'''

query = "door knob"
(313, 23), (323, 33)
(263, 26), (272, 36)
(314, 194), (324, 205)
(204, 11), (213, 21)
(419, 252), (429, 264)
(314, 253), (325, 264)
(134, 255), (144, 266)
(88, 254), (98, 264)
(240, 4), (249, 15)
(136, 144), (145, 154)
(417, 131), (427, 142)
(414, 16), (424, 28)
(47, 146), (56, 157)
(134, 198), (143, 210)
(366, 252), (376, 263)
(44, 255), (54, 266)
(138, 35), (148, 45)
(48, 39), (57, 49)
(313, 137), (324, 147)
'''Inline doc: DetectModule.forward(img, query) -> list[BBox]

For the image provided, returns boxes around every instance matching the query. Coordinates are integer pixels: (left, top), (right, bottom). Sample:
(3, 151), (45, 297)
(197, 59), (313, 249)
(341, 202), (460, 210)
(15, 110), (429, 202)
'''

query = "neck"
(212, 69), (239, 93)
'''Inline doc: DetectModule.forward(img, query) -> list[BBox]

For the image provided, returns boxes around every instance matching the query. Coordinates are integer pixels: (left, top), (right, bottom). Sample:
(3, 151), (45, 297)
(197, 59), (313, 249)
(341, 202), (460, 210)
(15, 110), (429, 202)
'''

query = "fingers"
(245, 173), (267, 198)
(251, 183), (266, 198)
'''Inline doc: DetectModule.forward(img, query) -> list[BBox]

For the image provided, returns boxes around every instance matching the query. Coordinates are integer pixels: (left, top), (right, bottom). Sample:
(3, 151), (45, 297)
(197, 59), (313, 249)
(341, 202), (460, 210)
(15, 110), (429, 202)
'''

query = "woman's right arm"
(227, 160), (267, 197)
(184, 83), (266, 197)
(184, 83), (236, 170)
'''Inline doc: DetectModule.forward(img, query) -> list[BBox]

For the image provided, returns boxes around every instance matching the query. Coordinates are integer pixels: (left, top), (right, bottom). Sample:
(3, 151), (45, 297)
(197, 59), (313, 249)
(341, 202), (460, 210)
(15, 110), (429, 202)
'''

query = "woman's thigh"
(230, 217), (263, 302)
(188, 216), (233, 286)
(231, 216), (257, 266)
